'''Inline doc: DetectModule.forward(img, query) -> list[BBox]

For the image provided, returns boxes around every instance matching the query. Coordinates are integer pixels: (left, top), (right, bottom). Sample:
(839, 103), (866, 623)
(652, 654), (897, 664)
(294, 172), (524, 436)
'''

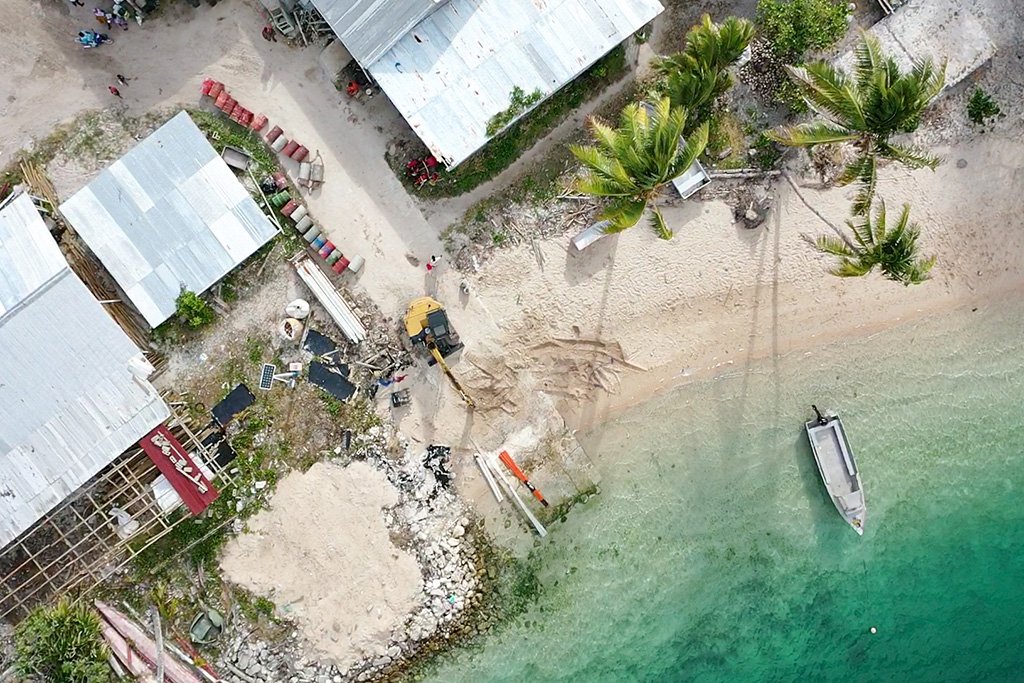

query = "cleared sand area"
(220, 462), (422, 669)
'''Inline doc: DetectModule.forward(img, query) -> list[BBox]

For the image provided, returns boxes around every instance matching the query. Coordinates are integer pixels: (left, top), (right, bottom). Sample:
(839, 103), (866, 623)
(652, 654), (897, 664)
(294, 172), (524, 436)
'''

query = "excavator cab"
(403, 297), (474, 408)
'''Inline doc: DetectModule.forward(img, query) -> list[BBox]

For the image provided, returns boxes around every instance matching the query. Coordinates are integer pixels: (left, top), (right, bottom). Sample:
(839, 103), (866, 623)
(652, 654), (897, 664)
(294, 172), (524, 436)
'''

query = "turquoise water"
(426, 297), (1024, 683)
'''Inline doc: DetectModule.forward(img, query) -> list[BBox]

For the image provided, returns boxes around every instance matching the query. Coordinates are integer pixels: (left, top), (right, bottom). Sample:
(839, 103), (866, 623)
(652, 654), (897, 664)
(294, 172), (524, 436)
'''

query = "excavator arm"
(427, 341), (476, 409)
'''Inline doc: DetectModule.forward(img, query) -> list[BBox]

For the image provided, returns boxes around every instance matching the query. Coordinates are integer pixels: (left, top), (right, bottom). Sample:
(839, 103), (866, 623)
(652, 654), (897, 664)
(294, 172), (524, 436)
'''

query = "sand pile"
(220, 461), (422, 669)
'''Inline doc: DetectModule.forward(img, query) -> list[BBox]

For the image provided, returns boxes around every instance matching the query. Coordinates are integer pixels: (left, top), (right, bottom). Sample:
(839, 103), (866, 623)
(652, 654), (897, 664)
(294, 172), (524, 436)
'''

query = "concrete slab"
(839, 0), (996, 91)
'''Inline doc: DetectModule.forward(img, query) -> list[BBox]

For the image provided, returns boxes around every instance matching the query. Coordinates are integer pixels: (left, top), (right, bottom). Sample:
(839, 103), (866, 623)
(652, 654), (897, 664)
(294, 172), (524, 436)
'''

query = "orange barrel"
(209, 81), (224, 98)
(273, 171), (287, 189)
(281, 199), (299, 216)
(332, 256), (350, 274)
(265, 125), (283, 143)
(270, 136), (288, 152)
(250, 114), (268, 131)
(318, 241), (335, 259)
(201, 78), (214, 95)
(281, 140), (299, 157)
(290, 205), (308, 222)
(294, 215), (313, 233)
(291, 145), (309, 162)
(214, 91), (229, 108)
(347, 254), (365, 274)
(302, 224), (321, 242)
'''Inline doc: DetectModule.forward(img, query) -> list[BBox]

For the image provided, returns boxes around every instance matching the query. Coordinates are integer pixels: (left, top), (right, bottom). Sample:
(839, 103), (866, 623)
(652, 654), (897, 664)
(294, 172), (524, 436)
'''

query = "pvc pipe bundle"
(293, 257), (366, 343)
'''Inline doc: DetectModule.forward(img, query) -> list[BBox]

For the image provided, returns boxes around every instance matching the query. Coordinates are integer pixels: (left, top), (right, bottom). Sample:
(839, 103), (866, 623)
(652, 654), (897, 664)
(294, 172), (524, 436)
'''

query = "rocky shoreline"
(215, 437), (541, 683)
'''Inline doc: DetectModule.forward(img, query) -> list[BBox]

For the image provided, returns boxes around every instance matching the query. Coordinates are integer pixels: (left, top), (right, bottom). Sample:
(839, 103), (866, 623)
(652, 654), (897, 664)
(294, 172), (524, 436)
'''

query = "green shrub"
(756, 0), (848, 60)
(486, 86), (545, 137)
(175, 287), (215, 329)
(966, 88), (1000, 125)
(15, 599), (110, 683)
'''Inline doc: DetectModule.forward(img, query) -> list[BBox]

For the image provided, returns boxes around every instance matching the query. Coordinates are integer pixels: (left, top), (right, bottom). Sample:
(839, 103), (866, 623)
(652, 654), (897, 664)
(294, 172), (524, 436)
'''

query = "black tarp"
(211, 383), (256, 427)
(308, 360), (356, 401)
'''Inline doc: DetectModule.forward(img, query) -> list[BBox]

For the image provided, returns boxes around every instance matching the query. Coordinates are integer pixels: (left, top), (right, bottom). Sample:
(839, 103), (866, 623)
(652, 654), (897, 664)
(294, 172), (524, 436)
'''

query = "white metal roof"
(311, 0), (447, 66)
(0, 194), (66, 316)
(365, 0), (664, 167)
(0, 194), (169, 548)
(59, 111), (279, 328)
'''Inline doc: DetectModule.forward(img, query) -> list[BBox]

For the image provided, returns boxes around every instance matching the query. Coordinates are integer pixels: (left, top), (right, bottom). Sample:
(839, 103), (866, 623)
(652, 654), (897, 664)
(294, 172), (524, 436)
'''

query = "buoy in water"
(870, 627), (877, 634)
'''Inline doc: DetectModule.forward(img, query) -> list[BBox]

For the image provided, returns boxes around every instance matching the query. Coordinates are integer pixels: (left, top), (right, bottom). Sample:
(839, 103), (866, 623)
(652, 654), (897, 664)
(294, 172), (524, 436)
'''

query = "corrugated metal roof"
(0, 194), (66, 316)
(311, 0), (446, 66)
(59, 111), (279, 328)
(365, 0), (664, 167)
(0, 196), (169, 548)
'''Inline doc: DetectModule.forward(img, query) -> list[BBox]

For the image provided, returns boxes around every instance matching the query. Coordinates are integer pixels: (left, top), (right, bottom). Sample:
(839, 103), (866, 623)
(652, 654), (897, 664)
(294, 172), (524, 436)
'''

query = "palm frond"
(878, 142), (940, 171)
(648, 204), (673, 240)
(768, 120), (858, 147)
(599, 197), (647, 231)
(839, 154), (877, 216)
(785, 63), (866, 130)
(815, 235), (856, 257)
(852, 31), (886, 92)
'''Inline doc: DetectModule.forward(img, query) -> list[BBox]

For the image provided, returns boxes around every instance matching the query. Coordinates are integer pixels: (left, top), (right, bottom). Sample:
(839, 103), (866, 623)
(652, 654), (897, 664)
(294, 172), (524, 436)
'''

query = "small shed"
(59, 111), (279, 328)
(0, 193), (170, 550)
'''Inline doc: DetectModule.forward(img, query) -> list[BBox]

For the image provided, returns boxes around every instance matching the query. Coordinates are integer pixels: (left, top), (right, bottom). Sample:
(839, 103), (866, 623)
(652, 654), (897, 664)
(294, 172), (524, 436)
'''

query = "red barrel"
(273, 171), (287, 189)
(214, 91), (229, 108)
(291, 145), (309, 162)
(318, 241), (335, 259)
(240, 111), (253, 127)
(209, 81), (224, 98)
(250, 114), (268, 131)
(265, 125), (283, 144)
(332, 256), (350, 274)
(219, 97), (236, 113)
(281, 199), (299, 216)
(281, 140), (299, 157)
(201, 78), (214, 95)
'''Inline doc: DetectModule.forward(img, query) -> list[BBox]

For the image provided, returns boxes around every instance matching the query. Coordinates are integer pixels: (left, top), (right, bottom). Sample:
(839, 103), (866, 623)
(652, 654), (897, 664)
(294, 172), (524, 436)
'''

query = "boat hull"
(805, 411), (867, 535)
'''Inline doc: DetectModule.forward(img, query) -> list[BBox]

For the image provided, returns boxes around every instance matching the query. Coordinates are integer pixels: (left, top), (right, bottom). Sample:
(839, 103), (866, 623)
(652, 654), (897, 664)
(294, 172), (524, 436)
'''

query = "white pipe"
(293, 257), (366, 343)
(475, 454), (503, 503)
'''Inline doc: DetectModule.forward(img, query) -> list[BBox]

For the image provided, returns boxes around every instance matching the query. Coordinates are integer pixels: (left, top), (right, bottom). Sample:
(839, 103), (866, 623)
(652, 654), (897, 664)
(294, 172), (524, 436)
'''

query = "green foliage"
(966, 88), (1000, 125)
(15, 599), (110, 683)
(570, 97), (710, 239)
(769, 33), (946, 214)
(486, 86), (545, 136)
(815, 201), (935, 285)
(188, 109), (277, 177)
(403, 46), (627, 197)
(654, 15), (754, 121)
(749, 132), (781, 169)
(175, 288), (215, 329)
(705, 110), (747, 169)
(756, 0), (849, 60)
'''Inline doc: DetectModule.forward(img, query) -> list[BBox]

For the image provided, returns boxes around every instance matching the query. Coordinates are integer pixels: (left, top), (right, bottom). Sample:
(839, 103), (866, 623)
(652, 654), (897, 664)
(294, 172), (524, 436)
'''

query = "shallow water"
(426, 298), (1024, 683)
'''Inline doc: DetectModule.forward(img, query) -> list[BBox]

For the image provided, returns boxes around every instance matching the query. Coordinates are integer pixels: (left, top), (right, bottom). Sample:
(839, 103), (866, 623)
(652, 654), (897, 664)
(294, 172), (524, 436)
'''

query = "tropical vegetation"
(15, 598), (110, 683)
(756, 0), (849, 61)
(570, 97), (709, 239)
(966, 88), (1000, 125)
(814, 200), (935, 285)
(175, 287), (215, 329)
(768, 33), (946, 215)
(653, 14), (755, 121)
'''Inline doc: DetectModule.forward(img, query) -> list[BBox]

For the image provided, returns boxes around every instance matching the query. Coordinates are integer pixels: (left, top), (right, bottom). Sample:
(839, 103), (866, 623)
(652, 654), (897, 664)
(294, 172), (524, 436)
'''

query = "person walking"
(108, 85), (122, 99)
(93, 7), (108, 25)
(261, 25), (277, 42)
(115, 74), (129, 87)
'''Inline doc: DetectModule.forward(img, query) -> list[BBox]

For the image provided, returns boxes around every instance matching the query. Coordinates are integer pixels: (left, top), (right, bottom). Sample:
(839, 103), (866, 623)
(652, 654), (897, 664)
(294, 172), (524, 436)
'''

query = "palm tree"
(768, 33), (946, 215)
(570, 97), (709, 239)
(815, 201), (935, 285)
(654, 14), (755, 117)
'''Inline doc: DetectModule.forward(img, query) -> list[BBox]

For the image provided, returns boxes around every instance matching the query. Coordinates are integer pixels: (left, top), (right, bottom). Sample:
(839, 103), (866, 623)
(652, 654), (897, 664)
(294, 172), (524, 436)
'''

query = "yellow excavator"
(403, 297), (475, 409)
